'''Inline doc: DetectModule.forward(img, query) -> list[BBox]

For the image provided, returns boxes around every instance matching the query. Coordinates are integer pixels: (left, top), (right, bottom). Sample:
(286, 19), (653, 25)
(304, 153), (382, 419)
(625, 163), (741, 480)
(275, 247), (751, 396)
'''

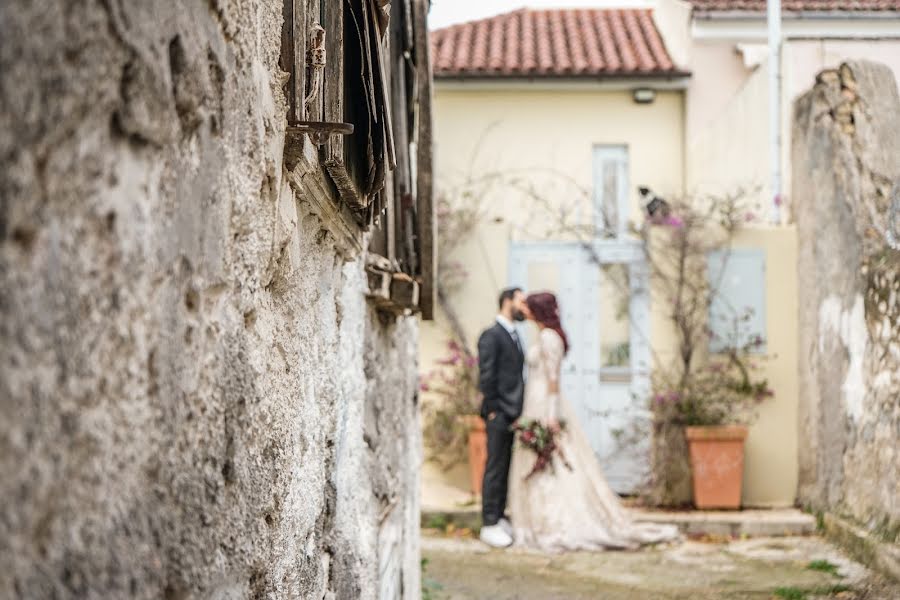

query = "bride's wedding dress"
(508, 328), (680, 552)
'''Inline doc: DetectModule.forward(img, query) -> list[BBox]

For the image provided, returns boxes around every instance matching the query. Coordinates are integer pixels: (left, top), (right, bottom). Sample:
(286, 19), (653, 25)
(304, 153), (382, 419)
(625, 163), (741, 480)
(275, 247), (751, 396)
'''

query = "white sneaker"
(480, 524), (513, 548)
(498, 517), (513, 538)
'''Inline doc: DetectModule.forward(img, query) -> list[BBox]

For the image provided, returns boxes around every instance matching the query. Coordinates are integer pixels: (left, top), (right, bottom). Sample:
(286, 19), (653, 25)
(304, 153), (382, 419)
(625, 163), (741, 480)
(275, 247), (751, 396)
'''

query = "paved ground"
(421, 533), (900, 600)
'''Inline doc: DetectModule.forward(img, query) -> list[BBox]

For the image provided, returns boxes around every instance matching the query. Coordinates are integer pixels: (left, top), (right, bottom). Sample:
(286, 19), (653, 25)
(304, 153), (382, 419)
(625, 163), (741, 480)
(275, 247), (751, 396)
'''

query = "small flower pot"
(462, 415), (487, 496)
(685, 425), (748, 509)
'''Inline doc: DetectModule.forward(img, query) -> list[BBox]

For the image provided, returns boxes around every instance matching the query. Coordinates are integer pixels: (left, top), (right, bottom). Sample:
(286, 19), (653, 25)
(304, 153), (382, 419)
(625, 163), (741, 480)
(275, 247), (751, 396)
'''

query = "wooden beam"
(412, 0), (436, 320)
(390, 272), (419, 309)
(280, 0), (296, 119)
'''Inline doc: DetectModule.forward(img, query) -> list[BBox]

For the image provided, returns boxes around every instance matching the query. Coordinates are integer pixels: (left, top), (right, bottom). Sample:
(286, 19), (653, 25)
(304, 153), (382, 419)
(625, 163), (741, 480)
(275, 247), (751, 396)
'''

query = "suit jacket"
(477, 322), (525, 421)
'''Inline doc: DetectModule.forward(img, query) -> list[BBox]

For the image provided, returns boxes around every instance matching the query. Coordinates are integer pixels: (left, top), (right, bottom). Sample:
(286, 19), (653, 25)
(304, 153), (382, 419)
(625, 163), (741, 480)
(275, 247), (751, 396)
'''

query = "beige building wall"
(433, 85), (687, 222)
(732, 226), (799, 507)
(683, 35), (900, 213)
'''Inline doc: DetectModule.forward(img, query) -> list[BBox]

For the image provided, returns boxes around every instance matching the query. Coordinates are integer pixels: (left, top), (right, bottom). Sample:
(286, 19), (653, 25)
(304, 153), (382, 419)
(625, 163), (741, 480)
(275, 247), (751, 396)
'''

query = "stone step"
(632, 508), (817, 538)
(421, 508), (818, 538)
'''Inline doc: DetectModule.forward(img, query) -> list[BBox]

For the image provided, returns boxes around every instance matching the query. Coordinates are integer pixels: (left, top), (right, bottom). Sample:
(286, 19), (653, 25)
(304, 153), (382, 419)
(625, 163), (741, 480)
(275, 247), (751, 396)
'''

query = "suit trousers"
(481, 412), (514, 527)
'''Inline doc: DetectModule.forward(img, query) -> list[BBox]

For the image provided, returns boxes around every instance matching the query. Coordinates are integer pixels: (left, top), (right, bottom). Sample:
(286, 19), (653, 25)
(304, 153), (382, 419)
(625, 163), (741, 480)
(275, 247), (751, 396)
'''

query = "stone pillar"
(793, 60), (900, 539)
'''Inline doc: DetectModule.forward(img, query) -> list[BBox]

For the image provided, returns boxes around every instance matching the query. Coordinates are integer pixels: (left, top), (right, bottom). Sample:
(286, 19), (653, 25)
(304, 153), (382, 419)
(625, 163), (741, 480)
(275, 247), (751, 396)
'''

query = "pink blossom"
(464, 356), (478, 368)
(663, 215), (684, 228)
(419, 381), (430, 392)
(774, 193), (783, 207)
(744, 212), (756, 222)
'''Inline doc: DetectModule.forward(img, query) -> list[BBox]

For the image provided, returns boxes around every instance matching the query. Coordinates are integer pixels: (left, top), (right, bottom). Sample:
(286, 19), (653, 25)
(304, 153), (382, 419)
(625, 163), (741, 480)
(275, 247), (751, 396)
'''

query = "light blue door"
(508, 240), (651, 494)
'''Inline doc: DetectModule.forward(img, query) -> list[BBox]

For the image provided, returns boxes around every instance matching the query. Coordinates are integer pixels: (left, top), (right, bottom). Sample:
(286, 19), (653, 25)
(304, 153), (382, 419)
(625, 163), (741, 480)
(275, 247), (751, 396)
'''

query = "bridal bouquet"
(512, 419), (573, 481)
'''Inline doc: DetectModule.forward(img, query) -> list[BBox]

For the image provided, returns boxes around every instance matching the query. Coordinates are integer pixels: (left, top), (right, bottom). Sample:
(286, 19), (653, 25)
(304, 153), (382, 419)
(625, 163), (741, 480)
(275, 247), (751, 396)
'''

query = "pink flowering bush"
(637, 191), (774, 505)
(420, 339), (481, 469)
(652, 336), (774, 427)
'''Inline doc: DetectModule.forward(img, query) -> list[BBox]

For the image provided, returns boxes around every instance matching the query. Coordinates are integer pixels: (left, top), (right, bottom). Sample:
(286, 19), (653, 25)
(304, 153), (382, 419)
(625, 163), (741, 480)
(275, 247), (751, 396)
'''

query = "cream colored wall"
(686, 47), (769, 203)
(683, 37), (900, 215)
(434, 86), (686, 224)
(732, 226), (799, 507)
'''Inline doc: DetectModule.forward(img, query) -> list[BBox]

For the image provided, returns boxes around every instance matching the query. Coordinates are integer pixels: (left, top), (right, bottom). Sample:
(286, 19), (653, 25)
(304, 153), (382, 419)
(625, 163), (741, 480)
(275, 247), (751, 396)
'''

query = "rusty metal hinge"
(290, 23), (353, 146)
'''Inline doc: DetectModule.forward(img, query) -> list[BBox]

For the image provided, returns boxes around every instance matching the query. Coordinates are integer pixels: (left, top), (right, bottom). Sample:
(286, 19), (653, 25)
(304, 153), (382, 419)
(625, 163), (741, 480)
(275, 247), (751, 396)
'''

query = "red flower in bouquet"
(511, 418), (573, 481)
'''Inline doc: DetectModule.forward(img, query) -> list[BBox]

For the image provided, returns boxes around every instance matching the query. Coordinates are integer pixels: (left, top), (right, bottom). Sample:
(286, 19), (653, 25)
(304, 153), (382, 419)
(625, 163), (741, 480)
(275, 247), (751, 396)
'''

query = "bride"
(508, 291), (680, 552)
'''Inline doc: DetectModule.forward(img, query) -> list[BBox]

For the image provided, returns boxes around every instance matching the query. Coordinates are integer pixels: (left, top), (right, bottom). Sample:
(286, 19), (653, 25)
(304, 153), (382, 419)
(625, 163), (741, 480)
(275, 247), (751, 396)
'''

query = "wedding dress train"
(508, 328), (680, 552)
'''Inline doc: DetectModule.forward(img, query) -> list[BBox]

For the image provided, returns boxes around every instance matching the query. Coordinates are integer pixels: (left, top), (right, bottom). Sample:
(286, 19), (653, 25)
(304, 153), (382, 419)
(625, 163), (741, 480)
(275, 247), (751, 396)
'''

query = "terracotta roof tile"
(690, 0), (900, 12)
(431, 8), (686, 79)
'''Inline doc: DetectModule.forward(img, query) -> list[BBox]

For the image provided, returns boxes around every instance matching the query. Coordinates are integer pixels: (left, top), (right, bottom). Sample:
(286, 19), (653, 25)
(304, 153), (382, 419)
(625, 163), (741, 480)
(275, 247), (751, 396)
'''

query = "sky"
(428, 0), (651, 30)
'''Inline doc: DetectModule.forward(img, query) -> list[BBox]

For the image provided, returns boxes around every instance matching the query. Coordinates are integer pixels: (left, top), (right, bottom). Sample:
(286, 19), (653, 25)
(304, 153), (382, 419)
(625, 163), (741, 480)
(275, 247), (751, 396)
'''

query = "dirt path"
(421, 534), (900, 600)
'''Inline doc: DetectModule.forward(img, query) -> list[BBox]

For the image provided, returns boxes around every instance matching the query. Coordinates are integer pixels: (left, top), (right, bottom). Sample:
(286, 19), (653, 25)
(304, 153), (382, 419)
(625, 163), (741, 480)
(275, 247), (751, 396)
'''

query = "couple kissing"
(477, 287), (680, 552)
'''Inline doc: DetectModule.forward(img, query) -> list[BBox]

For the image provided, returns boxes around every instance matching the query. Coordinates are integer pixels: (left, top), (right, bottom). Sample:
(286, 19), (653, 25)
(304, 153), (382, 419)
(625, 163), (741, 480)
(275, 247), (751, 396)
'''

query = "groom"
(477, 287), (527, 548)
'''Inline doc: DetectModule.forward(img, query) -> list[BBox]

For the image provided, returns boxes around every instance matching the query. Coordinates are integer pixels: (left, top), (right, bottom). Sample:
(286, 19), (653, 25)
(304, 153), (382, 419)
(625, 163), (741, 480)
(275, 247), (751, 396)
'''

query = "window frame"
(279, 0), (435, 319)
(592, 145), (630, 239)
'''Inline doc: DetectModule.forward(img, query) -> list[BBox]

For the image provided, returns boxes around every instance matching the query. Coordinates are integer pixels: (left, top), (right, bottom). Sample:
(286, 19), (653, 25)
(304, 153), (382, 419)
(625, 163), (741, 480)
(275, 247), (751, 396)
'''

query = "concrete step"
(422, 507), (818, 538)
(632, 508), (817, 538)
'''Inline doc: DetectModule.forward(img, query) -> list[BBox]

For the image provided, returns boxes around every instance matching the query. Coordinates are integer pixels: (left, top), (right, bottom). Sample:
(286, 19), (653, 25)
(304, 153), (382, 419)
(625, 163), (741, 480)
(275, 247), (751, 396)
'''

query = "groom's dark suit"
(477, 320), (525, 527)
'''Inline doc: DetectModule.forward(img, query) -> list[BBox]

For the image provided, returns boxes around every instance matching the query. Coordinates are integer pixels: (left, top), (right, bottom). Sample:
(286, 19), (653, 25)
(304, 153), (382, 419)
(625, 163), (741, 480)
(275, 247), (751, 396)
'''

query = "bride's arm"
(541, 330), (564, 425)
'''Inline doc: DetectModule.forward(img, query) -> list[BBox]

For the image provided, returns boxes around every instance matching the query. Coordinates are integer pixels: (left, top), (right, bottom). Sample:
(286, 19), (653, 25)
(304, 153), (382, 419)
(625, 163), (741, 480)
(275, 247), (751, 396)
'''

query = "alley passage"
(422, 534), (900, 600)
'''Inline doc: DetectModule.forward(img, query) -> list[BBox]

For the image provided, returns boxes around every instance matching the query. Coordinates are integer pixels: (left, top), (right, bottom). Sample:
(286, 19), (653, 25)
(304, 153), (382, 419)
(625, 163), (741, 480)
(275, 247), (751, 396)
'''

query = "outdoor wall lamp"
(632, 88), (656, 104)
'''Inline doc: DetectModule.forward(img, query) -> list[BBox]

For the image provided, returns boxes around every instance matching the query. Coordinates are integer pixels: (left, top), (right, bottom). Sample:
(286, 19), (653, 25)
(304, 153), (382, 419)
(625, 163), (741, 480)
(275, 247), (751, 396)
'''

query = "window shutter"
(707, 249), (767, 353)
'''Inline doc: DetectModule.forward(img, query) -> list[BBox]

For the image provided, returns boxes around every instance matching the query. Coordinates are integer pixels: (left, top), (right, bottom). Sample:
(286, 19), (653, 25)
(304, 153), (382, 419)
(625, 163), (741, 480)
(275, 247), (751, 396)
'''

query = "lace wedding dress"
(508, 328), (680, 552)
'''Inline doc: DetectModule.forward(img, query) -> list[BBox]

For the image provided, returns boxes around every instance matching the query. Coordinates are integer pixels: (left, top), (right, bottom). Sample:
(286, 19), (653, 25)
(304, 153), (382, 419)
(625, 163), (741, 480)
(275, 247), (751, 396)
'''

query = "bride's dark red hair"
(526, 292), (569, 354)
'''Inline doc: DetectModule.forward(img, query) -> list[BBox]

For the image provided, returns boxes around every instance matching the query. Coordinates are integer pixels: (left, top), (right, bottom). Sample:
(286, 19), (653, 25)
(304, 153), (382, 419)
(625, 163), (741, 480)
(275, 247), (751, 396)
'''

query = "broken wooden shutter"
(323, 0), (396, 223)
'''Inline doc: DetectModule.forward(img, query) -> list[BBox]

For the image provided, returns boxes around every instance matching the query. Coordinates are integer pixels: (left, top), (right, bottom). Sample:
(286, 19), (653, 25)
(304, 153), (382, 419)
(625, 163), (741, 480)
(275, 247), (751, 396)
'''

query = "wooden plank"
(368, 0), (396, 171)
(280, 0), (296, 120)
(324, 0), (345, 164)
(324, 0), (368, 213)
(366, 268), (391, 301)
(293, 0), (306, 122)
(412, 0), (436, 320)
(385, 167), (396, 264)
(390, 273), (419, 309)
(306, 1), (323, 122)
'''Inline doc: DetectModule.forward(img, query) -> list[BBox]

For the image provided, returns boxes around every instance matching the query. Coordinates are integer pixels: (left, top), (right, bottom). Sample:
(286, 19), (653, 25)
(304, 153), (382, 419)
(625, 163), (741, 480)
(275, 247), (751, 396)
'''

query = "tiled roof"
(431, 8), (686, 79)
(690, 0), (900, 12)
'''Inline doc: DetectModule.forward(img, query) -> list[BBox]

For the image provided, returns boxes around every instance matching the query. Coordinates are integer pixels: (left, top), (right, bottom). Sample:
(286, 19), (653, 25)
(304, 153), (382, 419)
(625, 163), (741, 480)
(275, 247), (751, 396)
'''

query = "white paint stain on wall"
(818, 294), (869, 422)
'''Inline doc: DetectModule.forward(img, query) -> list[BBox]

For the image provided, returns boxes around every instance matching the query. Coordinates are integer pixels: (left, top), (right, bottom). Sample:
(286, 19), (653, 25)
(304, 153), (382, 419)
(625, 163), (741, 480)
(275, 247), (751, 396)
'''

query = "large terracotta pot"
(685, 425), (748, 509)
(462, 416), (487, 496)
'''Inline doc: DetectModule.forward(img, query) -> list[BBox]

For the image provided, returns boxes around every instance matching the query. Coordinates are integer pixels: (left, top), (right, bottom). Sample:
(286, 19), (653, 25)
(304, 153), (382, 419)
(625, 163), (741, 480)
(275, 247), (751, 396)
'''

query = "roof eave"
(693, 9), (900, 20)
(434, 71), (693, 81)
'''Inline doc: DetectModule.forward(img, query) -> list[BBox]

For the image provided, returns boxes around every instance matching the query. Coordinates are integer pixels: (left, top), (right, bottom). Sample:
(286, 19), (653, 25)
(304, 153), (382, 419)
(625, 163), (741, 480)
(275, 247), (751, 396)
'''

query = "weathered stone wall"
(793, 60), (900, 543)
(0, 1), (421, 598)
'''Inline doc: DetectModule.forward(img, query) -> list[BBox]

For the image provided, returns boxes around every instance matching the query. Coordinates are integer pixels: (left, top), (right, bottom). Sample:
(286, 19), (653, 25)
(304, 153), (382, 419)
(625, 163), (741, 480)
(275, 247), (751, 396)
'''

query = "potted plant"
(654, 335), (773, 509)
(420, 340), (486, 495)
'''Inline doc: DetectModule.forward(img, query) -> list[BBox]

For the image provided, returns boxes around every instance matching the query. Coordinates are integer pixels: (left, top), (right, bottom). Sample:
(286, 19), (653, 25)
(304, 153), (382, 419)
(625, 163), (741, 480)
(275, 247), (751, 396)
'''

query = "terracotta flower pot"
(685, 425), (748, 509)
(462, 415), (487, 496)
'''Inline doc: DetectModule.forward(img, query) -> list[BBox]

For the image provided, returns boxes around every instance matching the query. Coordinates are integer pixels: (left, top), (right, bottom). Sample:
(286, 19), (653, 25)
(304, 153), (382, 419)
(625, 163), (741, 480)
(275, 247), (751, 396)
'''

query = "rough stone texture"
(793, 60), (900, 549)
(0, 1), (421, 598)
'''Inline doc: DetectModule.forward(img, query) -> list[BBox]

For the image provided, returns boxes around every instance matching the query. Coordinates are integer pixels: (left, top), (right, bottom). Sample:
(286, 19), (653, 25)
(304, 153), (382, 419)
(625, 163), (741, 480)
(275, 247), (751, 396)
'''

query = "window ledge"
(284, 128), (364, 260)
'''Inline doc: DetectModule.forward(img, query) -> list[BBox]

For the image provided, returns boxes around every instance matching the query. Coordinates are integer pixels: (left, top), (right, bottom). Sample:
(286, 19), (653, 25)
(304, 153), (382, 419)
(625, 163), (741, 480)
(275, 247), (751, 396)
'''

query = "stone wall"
(0, 1), (421, 598)
(793, 60), (900, 543)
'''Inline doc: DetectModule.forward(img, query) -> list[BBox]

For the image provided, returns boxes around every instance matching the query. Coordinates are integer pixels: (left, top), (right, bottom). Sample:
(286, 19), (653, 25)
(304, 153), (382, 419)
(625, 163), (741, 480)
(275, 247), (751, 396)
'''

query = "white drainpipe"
(768, 0), (783, 225)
